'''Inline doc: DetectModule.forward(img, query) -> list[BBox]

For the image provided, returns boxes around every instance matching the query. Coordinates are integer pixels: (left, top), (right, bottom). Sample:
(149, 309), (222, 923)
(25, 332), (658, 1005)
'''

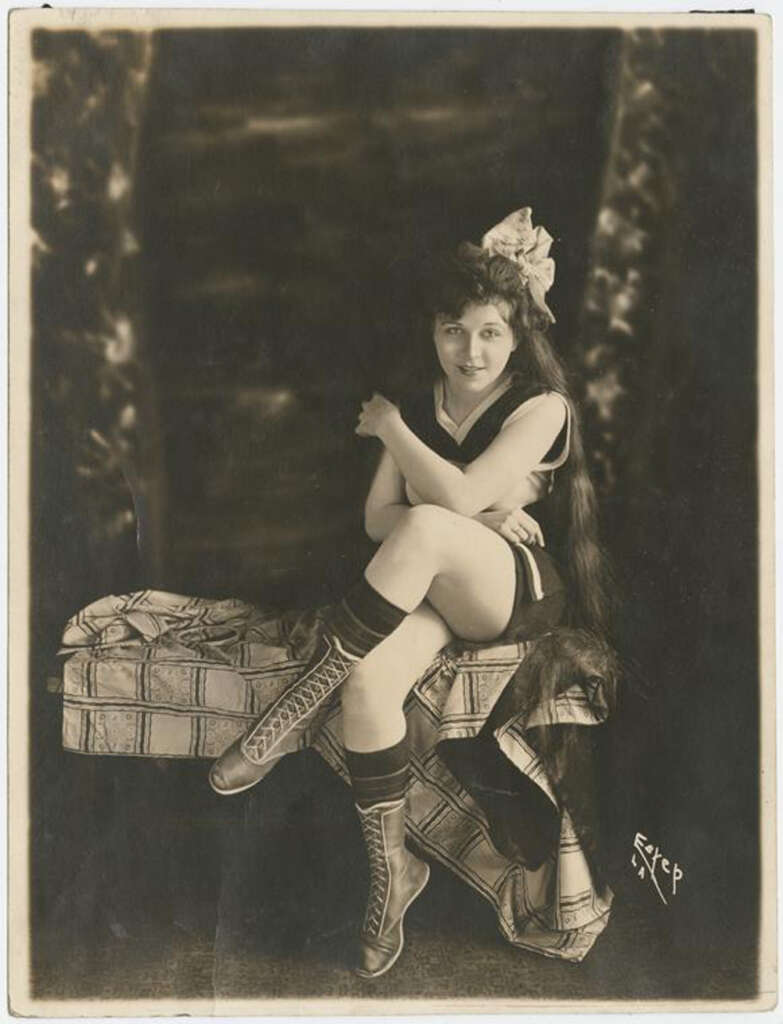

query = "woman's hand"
(474, 506), (545, 547)
(355, 393), (401, 439)
(371, 390), (567, 518)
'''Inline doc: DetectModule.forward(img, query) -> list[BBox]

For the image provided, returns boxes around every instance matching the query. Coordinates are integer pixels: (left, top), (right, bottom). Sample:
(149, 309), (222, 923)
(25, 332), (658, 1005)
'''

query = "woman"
(208, 207), (614, 978)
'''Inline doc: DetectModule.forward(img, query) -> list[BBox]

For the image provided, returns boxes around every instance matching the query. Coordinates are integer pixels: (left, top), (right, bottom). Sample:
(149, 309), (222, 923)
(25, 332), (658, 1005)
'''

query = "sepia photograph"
(8, 8), (775, 1015)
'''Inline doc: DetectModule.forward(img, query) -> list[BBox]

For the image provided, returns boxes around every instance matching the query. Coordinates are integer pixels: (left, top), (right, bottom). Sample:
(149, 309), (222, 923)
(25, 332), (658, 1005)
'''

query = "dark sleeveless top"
(399, 381), (568, 467)
(399, 380), (569, 559)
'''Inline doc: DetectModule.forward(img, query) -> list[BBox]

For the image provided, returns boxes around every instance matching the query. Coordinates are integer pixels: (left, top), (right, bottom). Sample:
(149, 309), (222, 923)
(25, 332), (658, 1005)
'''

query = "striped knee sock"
(240, 578), (406, 765)
(328, 577), (408, 658)
(346, 735), (409, 808)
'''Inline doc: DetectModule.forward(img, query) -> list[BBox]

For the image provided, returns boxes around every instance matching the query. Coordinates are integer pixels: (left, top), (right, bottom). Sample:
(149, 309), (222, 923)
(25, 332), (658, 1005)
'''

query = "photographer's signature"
(631, 831), (683, 906)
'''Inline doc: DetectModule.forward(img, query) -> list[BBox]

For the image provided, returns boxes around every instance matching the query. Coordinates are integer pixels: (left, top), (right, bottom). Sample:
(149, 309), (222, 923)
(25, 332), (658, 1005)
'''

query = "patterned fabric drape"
(59, 589), (614, 963)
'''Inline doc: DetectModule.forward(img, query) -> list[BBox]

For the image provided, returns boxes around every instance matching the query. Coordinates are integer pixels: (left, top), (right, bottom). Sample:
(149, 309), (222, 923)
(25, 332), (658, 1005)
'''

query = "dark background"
(29, 26), (760, 1001)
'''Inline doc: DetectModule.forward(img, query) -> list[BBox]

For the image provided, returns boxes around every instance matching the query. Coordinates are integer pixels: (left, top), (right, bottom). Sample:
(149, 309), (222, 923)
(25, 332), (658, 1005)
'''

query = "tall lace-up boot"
(354, 798), (430, 979)
(209, 578), (407, 795)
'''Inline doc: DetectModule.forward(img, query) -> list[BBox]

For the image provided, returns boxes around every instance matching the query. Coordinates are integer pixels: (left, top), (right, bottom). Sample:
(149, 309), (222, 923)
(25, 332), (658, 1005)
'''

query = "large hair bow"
(481, 207), (556, 324)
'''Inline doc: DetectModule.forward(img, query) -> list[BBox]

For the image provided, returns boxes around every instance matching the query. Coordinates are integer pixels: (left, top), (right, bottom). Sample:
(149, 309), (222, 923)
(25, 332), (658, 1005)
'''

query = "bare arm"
(359, 392), (567, 518)
(364, 448), (410, 543)
(364, 444), (545, 549)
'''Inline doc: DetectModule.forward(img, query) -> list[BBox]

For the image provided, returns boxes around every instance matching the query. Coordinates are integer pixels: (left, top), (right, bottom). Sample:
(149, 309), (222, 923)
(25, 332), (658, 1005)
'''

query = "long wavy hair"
(422, 242), (615, 643)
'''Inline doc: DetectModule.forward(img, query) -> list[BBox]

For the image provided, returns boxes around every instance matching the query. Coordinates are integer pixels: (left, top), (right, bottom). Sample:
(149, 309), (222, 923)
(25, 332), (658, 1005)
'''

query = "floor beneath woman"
(30, 748), (758, 1006)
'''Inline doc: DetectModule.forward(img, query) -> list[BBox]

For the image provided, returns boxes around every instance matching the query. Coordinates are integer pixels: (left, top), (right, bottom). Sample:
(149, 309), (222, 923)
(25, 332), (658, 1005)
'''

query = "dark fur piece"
(443, 627), (624, 886)
(503, 627), (621, 729)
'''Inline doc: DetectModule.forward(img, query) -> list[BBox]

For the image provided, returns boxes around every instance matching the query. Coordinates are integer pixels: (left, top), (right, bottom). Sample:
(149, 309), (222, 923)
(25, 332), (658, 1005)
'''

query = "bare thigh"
(425, 509), (518, 642)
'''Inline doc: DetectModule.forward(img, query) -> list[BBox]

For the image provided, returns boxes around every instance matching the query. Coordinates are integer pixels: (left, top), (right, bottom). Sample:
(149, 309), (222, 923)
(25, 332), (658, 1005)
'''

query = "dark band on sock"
(346, 736), (409, 808)
(328, 577), (407, 658)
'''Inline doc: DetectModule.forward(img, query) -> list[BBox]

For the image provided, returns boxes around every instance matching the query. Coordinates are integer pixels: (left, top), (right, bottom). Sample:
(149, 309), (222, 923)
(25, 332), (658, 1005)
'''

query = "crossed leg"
(342, 504), (518, 751)
(207, 504), (520, 975)
(341, 603), (451, 751)
(211, 504), (518, 789)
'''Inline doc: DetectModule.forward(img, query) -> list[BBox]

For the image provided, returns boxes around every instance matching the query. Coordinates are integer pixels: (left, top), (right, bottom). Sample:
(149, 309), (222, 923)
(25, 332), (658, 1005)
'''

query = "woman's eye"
(482, 330), (502, 339)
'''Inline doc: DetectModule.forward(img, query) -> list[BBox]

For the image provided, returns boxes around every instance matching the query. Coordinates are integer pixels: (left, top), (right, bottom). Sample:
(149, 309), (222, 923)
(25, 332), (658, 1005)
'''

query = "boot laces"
(359, 807), (391, 938)
(242, 638), (355, 760)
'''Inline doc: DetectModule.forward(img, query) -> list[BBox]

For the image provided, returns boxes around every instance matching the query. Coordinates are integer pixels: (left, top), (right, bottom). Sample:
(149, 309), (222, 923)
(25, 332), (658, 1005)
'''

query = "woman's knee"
(390, 503), (452, 552)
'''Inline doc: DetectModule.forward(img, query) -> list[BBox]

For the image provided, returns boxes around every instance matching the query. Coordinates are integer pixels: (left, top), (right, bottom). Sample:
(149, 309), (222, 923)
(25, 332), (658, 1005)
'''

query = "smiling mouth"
(458, 365), (485, 374)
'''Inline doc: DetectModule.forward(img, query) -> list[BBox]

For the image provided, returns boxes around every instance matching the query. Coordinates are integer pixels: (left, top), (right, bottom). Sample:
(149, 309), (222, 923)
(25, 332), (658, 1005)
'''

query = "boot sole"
(210, 635), (354, 795)
(354, 862), (431, 980)
(208, 751), (282, 796)
(208, 763), (266, 796)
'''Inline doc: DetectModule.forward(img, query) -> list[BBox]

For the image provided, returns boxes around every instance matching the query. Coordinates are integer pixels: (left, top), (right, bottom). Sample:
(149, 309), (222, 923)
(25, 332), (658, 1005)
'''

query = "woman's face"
(433, 300), (517, 396)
